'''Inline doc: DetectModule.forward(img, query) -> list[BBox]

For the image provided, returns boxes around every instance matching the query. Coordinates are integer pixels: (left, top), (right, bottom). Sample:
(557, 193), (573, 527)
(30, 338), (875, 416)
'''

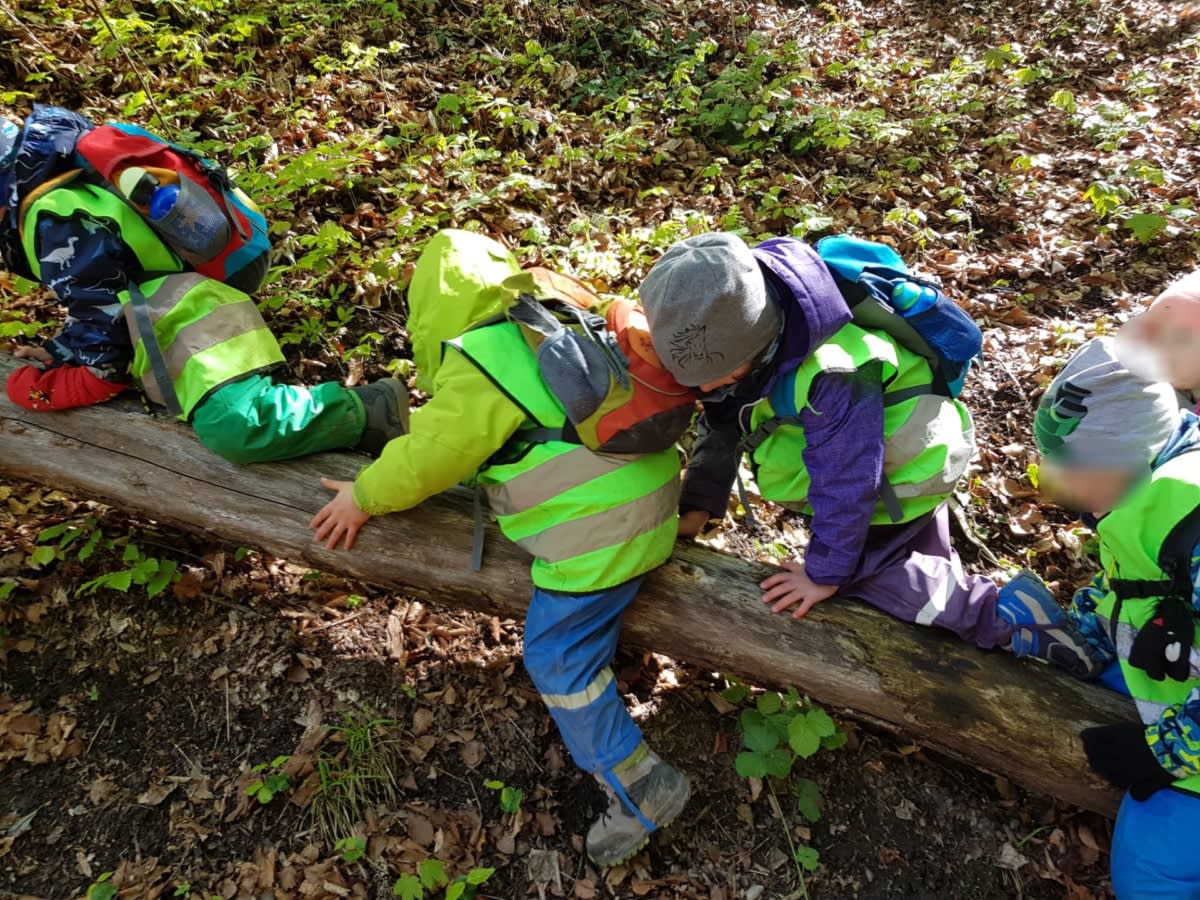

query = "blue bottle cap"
(148, 183), (180, 220)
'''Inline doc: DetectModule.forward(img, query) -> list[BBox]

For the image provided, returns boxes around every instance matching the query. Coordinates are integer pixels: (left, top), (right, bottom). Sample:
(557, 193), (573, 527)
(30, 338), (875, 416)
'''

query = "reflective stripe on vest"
(120, 273), (285, 420)
(747, 322), (975, 525)
(20, 179), (180, 281)
(1096, 451), (1200, 797)
(450, 322), (680, 592)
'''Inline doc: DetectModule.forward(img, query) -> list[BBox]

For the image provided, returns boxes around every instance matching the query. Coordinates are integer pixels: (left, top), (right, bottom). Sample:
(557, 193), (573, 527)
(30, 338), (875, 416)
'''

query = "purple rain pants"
(834, 502), (1014, 650)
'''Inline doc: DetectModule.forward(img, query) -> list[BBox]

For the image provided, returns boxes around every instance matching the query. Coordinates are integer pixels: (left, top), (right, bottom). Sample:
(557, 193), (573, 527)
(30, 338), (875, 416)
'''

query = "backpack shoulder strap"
(126, 279), (183, 419)
(1159, 503), (1200, 601)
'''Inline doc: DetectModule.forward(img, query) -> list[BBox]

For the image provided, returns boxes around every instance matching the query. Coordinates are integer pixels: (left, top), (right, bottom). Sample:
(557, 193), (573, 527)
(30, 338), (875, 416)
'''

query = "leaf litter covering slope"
(1, 0), (1198, 896)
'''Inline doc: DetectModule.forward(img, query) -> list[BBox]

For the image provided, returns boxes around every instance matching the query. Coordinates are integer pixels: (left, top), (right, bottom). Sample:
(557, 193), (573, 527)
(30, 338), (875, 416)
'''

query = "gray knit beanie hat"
(1035, 337), (1180, 468)
(639, 232), (781, 387)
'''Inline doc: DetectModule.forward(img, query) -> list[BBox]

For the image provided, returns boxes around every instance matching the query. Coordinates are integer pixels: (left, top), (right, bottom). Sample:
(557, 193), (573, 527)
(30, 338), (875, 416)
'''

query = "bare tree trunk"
(0, 356), (1130, 815)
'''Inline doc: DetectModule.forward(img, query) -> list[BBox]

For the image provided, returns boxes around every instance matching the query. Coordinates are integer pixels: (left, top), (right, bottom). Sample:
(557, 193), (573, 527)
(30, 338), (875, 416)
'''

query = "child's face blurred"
(1119, 286), (1200, 394)
(1039, 461), (1139, 515)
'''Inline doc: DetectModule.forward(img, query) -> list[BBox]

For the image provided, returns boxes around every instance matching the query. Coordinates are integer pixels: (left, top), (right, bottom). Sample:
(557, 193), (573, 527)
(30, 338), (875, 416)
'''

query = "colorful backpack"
(408, 229), (696, 455)
(816, 235), (983, 397)
(502, 272), (697, 454)
(73, 123), (270, 294)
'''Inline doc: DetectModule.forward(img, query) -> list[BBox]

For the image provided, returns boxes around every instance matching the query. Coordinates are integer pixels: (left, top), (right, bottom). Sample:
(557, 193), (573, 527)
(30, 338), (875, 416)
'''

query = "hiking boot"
(351, 378), (410, 455)
(997, 569), (1105, 679)
(586, 748), (691, 867)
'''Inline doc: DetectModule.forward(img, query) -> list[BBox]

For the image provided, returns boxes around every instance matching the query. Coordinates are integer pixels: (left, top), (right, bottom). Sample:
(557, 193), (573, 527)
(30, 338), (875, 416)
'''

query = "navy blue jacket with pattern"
(1, 105), (165, 380)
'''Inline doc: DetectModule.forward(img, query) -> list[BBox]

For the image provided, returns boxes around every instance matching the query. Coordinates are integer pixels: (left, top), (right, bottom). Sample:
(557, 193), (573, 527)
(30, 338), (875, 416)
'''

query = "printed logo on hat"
(1035, 380), (1091, 456)
(667, 323), (726, 374)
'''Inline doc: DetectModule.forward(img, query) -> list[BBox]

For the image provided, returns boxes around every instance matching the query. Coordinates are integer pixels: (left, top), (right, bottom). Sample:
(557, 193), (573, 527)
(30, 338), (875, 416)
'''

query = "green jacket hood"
(407, 229), (525, 393)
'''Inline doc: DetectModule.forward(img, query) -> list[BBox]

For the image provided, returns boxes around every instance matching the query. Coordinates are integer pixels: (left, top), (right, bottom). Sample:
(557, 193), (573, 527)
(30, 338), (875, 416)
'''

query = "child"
(1031, 337), (1200, 898)
(1, 106), (407, 462)
(639, 232), (1102, 676)
(309, 230), (692, 867)
(1117, 269), (1200, 411)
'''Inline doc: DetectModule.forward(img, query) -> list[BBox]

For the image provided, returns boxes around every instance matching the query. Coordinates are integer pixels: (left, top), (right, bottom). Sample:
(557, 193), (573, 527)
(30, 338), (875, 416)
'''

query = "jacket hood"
(1, 104), (94, 277)
(1155, 410), (1200, 467)
(752, 236), (852, 381)
(406, 229), (523, 393)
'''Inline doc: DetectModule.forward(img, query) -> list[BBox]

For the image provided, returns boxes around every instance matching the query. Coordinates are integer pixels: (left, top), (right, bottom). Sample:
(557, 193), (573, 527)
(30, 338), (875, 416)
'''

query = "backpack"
(495, 268), (697, 454)
(815, 235), (982, 397)
(409, 229), (696, 456)
(73, 123), (270, 294)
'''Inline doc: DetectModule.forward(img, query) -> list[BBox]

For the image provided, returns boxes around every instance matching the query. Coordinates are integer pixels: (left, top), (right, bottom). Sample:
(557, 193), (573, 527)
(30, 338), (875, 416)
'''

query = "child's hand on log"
(677, 509), (711, 540)
(311, 477), (371, 551)
(760, 560), (839, 620)
(13, 345), (53, 366)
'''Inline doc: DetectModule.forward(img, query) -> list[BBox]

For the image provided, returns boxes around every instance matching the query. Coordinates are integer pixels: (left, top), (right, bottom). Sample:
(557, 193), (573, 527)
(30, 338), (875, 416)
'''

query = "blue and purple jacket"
(680, 236), (890, 585)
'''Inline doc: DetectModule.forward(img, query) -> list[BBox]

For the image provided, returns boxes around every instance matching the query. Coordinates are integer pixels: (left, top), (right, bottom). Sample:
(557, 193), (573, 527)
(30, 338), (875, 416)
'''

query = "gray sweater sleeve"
(680, 403), (743, 519)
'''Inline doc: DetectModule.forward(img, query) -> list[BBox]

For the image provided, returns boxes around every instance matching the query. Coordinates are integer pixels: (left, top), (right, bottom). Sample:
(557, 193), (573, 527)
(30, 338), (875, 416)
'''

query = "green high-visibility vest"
(448, 321), (681, 593)
(1096, 451), (1200, 797)
(21, 178), (180, 281)
(744, 322), (975, 524)
(119, 273), (286, 420)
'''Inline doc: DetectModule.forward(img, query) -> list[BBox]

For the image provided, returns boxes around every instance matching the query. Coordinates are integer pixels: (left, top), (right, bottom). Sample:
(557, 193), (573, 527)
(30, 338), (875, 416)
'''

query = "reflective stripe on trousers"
(523, 579), (644, 774)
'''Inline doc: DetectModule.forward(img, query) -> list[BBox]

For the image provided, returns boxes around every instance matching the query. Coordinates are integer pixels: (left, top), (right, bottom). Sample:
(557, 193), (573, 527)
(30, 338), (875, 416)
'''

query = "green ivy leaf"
(499, 786), (524, 814)
(392, 874), (424, 900)
(418, 858), (448, 889)
(36, 522), (72, 543)
(87, 874), (118, 900)
(805, 708), (837, 739)
(756, 692), (782, 715)
(740, 710), (779, 753)
(734, 751), (769, 779)
(1125, 213), (1168, 243)
(821, 731), (849, 751)
(28, 545), (57, 569)
(445, 883), (465, 900)
(787, 715), (821, 759)
(466, 868), (495, 885)
(794, 845), (820, 872)
(147, 560), (178, 599)
(761, 747), (795, 779)
(792, 777), (822, 823)
(721, 682), (750, 705)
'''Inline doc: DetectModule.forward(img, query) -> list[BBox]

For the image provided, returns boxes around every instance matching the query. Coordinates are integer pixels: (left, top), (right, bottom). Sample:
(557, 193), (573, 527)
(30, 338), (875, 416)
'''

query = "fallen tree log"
(0, 355), (1131, 815)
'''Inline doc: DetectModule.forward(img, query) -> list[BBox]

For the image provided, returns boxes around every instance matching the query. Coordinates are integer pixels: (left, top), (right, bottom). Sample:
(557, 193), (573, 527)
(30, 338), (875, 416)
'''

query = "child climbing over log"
(638, 231), (1104, 677)
(1029, 337), (1200, 898)
(309, 229), (697, 867)
(0, 105), (407, 463)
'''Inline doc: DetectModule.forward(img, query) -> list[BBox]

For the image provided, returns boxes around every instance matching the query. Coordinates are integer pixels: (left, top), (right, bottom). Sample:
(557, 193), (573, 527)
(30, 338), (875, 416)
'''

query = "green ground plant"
(392, 858), (494, 900)
(246, 755), (292, 805)
(722, 676), (846, 898)
(310, 707), (402, 842)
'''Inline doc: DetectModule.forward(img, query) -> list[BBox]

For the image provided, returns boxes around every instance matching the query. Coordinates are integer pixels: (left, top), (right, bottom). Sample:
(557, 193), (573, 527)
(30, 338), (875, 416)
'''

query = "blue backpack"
(816, 235), (982, 397)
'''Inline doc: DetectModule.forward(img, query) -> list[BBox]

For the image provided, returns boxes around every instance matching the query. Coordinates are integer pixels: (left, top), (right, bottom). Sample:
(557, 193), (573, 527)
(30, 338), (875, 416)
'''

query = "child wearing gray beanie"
(1035, 336), (1182, 514)
(639, 231), (1104, 680)
(1029, 339), (1200, 899)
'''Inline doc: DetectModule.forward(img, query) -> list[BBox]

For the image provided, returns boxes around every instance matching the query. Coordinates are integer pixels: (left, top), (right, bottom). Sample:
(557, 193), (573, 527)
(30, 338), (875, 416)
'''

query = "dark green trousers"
(191, 374), (364, 465)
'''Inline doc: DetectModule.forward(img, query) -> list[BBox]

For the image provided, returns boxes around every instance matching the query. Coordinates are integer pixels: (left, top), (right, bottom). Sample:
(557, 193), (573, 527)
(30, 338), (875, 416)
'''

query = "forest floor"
(2, 0), (1199, 897)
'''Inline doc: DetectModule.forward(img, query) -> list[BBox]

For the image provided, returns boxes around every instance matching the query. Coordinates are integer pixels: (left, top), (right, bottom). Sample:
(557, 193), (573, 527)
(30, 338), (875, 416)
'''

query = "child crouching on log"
(310, 229), (695, 867)
(1029, 337), (1200, 897)
(638, 232), (1104, 677)
(0, 105), (407, 463)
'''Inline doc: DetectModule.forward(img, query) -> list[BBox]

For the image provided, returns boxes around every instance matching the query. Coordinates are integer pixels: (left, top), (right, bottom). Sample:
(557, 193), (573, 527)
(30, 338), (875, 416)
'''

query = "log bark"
(0, 356), (1131, 815)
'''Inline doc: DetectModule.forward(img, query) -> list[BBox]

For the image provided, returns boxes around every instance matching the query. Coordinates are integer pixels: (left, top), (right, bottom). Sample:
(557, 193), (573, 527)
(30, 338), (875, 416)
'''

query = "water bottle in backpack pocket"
(816, 234), (983, 397)
(76, 123), (271, 294)
(118, 166), (230, 264)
